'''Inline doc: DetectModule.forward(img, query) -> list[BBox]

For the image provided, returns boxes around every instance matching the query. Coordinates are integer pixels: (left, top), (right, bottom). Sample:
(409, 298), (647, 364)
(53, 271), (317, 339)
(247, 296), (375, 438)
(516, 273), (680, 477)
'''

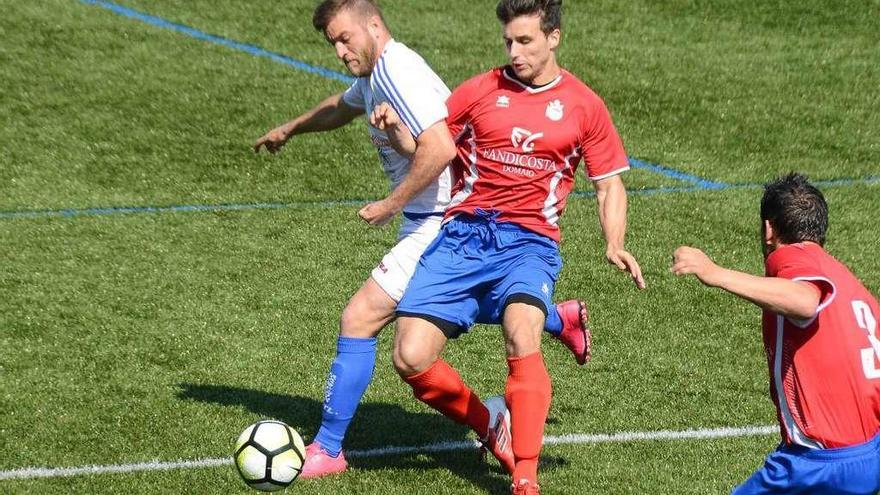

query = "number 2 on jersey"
(853, 300), (880, 379)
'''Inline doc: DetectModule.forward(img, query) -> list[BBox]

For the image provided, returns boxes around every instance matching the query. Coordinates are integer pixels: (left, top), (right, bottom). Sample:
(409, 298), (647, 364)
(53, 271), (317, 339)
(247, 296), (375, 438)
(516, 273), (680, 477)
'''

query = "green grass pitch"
(1, 0), (878, 494)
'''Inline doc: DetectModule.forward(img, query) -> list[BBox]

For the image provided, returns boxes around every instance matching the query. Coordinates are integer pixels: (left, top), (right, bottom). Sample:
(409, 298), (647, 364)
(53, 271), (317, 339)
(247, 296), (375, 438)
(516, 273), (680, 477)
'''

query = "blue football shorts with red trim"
(733, 432), (880, 495)
(396, 210), (561, 337)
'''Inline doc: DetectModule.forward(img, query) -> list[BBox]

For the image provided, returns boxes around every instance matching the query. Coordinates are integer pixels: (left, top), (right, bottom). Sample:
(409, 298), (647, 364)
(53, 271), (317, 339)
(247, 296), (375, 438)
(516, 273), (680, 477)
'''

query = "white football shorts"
(371, 213), (443, 302)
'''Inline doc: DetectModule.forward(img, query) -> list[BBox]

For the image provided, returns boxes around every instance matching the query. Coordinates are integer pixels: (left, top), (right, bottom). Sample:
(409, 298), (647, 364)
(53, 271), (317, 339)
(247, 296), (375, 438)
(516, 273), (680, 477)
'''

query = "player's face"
(502, 14), (560, 84)
(325, 10), (379, 77)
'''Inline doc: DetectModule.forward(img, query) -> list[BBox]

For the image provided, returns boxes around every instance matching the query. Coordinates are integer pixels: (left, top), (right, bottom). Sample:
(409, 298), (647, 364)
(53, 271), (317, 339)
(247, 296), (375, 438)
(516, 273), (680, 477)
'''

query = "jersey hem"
(589, 165), (630, 181)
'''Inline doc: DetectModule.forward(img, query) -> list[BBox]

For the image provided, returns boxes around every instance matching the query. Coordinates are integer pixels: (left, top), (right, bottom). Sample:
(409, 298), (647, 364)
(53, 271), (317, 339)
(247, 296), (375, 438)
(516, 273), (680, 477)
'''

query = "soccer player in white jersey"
(253, 0), (591, 479)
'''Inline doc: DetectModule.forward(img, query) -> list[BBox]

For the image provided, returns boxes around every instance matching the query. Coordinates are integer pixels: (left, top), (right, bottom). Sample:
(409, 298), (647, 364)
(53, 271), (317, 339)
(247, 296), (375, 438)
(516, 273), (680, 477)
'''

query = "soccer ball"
(233, 420), (306, 491)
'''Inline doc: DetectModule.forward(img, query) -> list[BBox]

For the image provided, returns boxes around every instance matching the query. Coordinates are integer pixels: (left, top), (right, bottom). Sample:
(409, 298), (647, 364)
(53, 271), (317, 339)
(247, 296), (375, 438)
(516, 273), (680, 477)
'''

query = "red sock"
(403, 359), (490, 438)
(505, 351), (552, 484)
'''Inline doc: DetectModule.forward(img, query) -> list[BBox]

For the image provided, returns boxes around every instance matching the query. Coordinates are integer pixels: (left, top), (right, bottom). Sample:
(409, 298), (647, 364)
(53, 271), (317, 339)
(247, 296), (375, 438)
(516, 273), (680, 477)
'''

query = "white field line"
(0, 425), (776, 481)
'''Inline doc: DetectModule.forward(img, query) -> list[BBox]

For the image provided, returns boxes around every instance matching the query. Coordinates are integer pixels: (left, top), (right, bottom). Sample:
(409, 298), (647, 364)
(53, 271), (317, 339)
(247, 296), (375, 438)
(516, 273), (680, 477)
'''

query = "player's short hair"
(313, 0), (385, 32)
(496, 0), (562, 34)
(761, 173), (828, 246)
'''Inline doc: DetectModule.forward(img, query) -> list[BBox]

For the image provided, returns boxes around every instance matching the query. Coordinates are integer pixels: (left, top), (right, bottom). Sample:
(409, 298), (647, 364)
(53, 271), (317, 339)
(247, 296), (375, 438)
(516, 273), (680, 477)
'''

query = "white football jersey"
(342, 39), (452, 214)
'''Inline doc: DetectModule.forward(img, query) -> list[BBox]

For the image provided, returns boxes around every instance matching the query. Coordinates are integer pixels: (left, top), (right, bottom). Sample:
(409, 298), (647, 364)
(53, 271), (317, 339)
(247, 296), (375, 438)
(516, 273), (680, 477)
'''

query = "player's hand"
(358, 198), (400, 227)
(607, 247), (646, 290)
(369, 102), (403, 130)
(254, 123), (293, 154)
(671, 246), (722, 287)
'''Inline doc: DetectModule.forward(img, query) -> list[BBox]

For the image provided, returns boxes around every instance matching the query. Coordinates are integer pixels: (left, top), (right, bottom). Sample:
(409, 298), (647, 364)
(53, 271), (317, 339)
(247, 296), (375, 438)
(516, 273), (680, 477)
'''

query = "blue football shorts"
(396, 211), (562, 338)
(732, 432), (880, 495)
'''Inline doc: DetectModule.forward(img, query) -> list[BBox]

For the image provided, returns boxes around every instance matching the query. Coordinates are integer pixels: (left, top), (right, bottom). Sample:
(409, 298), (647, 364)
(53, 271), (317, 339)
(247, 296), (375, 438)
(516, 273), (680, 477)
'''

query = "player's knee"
(391, 339), (434, 377)
(503, 325), (542, 357)
(339, 299), (387, 338)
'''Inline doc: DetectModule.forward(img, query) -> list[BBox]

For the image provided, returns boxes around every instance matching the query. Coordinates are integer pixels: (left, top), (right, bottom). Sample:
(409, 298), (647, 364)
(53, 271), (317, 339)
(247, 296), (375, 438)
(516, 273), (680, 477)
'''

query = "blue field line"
(570, 175), (879, 199)
(2, 176), (875, 220)
(628, 158), (728, 190)
(79, 0), (354, 84)
(79, 0), (734, 187)
(0, 200), (367, 220)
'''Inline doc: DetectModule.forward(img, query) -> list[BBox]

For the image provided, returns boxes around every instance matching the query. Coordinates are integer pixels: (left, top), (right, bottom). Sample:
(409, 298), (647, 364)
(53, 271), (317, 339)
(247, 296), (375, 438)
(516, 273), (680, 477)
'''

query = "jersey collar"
(502, 67), (563, 94)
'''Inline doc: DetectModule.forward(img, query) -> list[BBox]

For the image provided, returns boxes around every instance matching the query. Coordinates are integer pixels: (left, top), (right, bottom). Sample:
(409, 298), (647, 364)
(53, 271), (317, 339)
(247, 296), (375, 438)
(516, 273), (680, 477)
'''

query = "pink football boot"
(555, 300), (592, 365)
(298, 441), (348, 479)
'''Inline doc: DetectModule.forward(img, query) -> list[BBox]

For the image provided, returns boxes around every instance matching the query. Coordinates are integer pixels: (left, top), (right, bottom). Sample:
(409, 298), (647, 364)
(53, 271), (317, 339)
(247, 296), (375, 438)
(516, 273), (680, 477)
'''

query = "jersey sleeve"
(580, 94), (630, 181)
(445, 80), (478, 142)
(766, 246), (837, 327)
(341, 77), (367, 110)
(372, 56), (449, 138)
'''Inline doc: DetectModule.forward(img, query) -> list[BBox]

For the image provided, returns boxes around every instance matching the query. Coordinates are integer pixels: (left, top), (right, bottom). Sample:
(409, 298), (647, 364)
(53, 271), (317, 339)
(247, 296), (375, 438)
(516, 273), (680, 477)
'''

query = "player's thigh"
(501, 302), (545, 358)
(392, 316), (449, 375)
(339, 277), (397, 338)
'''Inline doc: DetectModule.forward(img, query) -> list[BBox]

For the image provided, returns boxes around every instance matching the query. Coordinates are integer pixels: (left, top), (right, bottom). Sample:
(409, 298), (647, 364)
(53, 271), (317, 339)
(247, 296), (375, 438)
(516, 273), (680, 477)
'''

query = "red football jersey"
(762, 242), (880, 448)
(444, 67), (629, 242)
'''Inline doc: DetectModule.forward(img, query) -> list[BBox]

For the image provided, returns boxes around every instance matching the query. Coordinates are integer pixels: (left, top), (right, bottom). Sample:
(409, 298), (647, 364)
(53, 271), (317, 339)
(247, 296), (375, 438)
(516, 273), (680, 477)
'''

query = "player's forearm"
(288, 93), (358, 137)
(596, 177), (628, 251)
(386, 124), (417, 158)
(709, 268), (820, 320)
(386, 125), (455, 210)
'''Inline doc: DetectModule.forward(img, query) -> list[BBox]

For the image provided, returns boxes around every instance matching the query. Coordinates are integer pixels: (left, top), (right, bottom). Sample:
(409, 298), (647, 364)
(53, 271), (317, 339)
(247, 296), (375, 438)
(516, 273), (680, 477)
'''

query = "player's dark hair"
(313, 0), (385, 32)
(761, 173), (828, 246)
(496, 0), (562, 34)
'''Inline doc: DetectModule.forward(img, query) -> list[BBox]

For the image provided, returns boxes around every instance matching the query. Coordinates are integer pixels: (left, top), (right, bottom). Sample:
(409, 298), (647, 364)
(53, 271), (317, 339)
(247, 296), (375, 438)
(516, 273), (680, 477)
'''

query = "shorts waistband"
(794, 432), (880, 461)
(450, 211), (532, 231)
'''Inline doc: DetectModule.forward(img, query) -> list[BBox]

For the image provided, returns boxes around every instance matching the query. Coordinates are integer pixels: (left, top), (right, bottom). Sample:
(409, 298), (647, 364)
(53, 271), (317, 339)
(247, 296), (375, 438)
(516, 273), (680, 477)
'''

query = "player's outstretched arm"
(358, 120), (455, 226)
(594, 174), (646, 289)
(370, 102), (416, 158)
(671, 246), (820, 320)
(254, 93), (360, 154)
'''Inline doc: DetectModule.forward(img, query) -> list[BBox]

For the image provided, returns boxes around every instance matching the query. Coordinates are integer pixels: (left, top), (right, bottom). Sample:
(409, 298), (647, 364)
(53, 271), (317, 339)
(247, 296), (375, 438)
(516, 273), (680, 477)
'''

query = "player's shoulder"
(379, 39), (431, 72)
(766, 243), (836, 279)
(559, 69), (608, 107)
(452, 67), (506, 97)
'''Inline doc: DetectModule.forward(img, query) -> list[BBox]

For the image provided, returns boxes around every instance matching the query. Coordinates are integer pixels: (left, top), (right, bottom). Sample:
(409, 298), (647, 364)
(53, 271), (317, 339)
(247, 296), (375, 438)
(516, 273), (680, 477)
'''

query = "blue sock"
(313, 336), (377, 457)
(544, 304), (563, 336)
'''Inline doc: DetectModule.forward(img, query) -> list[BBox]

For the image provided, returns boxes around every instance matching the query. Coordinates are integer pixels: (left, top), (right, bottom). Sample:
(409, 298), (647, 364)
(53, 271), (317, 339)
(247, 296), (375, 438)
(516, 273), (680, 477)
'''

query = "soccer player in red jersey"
(374, 1), (645, 492)
(673, 173), (880, 494)
(254, 0), (597, 480)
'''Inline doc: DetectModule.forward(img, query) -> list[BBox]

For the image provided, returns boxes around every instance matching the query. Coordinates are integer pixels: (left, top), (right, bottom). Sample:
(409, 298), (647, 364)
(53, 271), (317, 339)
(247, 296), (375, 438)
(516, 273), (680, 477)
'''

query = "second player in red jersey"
(763, 241), (880, 449)
(673, 173), (880, 494)
(445, 67), (630, 241)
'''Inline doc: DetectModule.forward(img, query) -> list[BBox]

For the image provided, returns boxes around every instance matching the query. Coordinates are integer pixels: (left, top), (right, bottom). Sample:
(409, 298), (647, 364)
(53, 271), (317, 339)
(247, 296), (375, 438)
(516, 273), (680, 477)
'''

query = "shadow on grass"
(177, 383), (523, 494)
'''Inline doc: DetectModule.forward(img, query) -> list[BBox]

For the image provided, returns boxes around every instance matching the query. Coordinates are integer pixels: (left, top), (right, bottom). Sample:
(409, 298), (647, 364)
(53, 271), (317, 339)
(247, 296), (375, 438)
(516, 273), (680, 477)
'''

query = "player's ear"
(366, 15), (383, 38)
(547, 29), (561, 50)
(763, 220), (775, 245)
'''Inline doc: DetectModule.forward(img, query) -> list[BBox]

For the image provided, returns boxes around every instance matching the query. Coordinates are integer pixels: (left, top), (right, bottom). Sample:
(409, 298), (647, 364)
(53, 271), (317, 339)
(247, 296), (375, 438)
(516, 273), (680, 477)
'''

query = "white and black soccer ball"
(233, 420), (306, 492)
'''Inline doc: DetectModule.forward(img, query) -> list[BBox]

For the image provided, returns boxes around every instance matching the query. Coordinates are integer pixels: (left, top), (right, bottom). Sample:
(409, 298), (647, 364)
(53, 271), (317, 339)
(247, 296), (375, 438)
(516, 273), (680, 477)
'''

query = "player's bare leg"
(340, 277), (397, 338)
(302, 277), (397, 479)
(391, 316), (448, 376)
(503, 302), (551, 494)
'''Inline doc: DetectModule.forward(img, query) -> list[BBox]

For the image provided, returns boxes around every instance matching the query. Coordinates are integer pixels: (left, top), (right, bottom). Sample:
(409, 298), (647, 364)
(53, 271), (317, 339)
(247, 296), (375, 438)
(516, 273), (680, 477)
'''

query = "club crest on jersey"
(511, 127), (543, 153)
(496, 95), (510, 108)
(545, 100), (564, 121)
